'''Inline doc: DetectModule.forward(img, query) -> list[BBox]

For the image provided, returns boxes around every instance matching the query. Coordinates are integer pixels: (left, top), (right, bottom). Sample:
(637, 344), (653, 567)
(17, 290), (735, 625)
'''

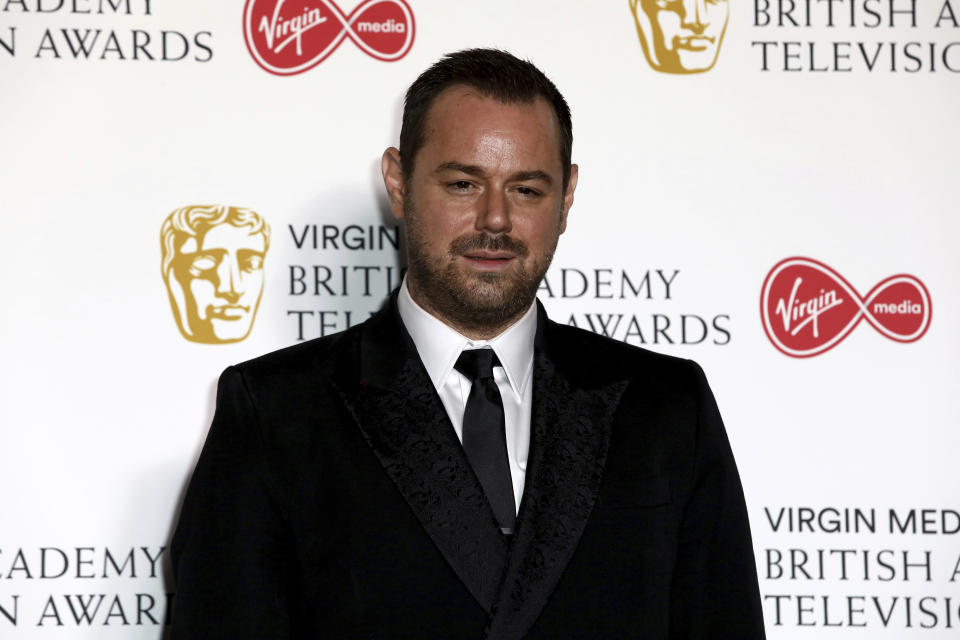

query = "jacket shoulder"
(229, 324), (361, 388)
(545, 319), (702, 391)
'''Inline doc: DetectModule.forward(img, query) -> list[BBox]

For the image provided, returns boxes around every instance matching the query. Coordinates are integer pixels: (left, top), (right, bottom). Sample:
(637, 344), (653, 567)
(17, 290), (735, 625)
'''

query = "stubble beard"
(403, 200), (558, 337)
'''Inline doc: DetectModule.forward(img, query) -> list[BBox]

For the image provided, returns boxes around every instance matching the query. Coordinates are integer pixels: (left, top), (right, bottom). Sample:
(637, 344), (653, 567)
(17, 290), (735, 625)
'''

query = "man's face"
(172, 224), (266, 343)
(636, 0), (729, 73)
(384, 87), (577, 337)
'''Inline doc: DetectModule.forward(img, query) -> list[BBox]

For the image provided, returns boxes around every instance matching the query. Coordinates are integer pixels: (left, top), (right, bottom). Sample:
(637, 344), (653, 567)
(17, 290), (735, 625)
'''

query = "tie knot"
(454, 349), (500, 382)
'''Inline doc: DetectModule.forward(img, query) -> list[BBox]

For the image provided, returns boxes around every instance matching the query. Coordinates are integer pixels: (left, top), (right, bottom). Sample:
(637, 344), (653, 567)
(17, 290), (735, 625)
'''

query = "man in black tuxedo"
(170, 49), (765, 639)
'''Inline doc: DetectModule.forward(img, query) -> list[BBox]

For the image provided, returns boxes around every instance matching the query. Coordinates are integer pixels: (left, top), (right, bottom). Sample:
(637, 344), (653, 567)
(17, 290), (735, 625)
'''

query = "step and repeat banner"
(1, 1), (957, 637)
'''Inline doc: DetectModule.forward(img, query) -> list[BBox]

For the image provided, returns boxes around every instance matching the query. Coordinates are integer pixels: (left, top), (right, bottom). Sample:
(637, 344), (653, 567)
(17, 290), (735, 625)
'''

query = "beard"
(403, 201), (558, 335)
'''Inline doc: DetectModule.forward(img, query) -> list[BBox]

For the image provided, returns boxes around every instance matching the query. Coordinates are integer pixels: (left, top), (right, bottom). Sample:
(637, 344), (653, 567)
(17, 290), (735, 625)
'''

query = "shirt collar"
(397, 276), (537, 401)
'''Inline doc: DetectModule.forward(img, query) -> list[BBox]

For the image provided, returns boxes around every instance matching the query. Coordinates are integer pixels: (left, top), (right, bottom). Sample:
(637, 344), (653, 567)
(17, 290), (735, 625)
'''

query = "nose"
(215, 256), (242, 303)
(476, 189), (512, 234)
(680, 0), (708, 32)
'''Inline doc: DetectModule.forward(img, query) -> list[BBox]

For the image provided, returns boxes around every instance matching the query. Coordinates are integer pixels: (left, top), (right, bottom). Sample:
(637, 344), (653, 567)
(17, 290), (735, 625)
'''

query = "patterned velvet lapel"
(484, 307), (629, 640)
(334, 302), (510, 613)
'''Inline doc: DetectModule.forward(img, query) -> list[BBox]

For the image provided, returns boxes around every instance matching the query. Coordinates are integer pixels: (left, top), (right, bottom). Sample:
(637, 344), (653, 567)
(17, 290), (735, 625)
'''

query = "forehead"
(417, 86), (563, 173)
(195, 224), (265, 252)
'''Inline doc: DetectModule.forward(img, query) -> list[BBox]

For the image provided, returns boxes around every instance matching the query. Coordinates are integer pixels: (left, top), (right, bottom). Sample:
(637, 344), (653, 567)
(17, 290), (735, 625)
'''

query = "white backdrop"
(1, 0), (958, 637)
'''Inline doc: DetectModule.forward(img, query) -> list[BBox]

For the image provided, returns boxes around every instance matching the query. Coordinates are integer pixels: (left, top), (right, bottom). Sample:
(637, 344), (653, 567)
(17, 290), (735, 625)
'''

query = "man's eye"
(449, 180), (473, 191)
(515, 186), (541, 197)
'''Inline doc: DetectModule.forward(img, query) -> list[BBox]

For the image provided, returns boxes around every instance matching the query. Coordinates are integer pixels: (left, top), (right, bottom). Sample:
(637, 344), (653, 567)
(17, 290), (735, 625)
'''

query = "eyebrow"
(512, 170), (553, 185)
(434, 162), (554, 186)
(435, 161), (485, 177)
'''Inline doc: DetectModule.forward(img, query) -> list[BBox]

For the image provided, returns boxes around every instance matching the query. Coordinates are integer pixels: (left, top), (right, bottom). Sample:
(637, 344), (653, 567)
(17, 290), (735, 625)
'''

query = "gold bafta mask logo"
(160, 205), (270, 344)
(629, 0), (729, 74)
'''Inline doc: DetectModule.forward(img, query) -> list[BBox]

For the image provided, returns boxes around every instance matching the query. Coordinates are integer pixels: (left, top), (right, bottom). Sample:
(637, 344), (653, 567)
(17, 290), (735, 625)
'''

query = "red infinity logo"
(760, 257), (931, 358)
(244, 0), (415, 76)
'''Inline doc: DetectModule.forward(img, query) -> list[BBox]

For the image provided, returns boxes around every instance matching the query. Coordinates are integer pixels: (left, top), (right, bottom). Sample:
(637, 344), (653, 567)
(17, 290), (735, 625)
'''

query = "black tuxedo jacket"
(170, 301), (765, 639)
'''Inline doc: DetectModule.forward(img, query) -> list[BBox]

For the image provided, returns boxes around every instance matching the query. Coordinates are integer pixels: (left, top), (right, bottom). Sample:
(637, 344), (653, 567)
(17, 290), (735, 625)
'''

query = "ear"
(558, 163), (578, 234)
(381, 147), (407, 220)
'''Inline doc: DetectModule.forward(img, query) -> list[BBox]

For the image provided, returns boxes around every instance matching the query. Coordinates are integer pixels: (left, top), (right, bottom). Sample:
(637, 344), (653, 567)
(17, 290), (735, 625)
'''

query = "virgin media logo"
(243, 0), (415, 76)
(760, 257), (931, 358)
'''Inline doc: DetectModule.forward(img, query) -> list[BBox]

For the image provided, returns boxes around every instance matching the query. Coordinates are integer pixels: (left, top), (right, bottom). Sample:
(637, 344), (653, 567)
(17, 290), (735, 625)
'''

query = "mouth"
(674, 35), (715, 51)
(207, 304), (250, 320)
(450, 233), (528, 274)
(461, 250), (517, 272)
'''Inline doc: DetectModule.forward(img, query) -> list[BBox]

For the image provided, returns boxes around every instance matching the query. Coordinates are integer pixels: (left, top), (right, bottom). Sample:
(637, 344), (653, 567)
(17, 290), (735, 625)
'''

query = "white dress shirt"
(397, 277), (536, 512)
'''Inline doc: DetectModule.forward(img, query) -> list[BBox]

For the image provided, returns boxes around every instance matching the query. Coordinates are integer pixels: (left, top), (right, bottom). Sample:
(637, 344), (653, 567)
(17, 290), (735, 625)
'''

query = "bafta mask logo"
(160, 205), (271, 344)
(629, 0), (729, 74)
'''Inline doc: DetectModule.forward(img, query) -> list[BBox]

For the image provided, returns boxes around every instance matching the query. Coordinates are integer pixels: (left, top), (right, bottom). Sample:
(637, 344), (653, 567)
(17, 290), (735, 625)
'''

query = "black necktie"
(455, 349), (517, 534)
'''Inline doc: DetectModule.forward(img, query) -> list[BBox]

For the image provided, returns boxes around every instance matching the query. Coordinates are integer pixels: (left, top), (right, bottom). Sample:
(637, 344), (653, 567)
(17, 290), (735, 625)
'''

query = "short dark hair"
(399, 48), (573, 189)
